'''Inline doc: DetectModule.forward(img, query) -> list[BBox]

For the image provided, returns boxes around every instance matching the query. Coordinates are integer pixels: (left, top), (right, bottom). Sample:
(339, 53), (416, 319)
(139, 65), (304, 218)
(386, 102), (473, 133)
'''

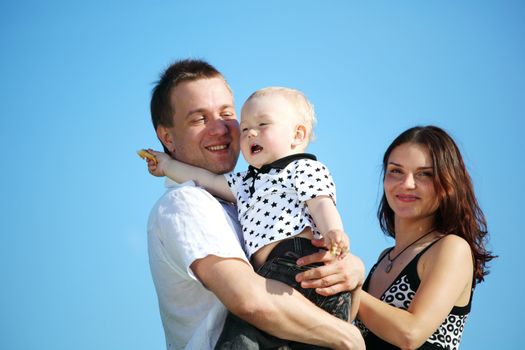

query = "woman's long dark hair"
(377, 125), (495, 283)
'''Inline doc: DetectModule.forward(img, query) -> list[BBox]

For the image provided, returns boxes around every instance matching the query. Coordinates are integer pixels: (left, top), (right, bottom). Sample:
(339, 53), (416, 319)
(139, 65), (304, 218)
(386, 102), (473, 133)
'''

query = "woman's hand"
(295, 238), (364, 296)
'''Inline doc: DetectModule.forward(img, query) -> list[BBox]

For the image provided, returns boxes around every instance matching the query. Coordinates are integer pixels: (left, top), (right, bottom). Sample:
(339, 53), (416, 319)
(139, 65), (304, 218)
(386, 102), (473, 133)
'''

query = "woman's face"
(384, 143), (439, 223)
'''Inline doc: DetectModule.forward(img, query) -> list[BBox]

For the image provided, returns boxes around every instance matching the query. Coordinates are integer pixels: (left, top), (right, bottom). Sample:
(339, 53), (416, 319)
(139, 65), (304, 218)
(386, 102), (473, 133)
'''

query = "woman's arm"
(358, 235), (473, 349)
(147, 149), (235, 202)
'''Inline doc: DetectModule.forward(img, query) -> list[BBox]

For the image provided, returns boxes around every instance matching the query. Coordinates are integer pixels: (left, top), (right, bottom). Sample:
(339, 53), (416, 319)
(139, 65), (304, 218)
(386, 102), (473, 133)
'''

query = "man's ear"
(292, 124), (308, 149)
(156, 125), (175, 153)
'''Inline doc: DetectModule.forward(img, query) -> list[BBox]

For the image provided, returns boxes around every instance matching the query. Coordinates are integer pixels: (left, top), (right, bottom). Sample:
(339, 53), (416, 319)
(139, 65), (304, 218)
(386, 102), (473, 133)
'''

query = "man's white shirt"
(148, 179), (248, 349)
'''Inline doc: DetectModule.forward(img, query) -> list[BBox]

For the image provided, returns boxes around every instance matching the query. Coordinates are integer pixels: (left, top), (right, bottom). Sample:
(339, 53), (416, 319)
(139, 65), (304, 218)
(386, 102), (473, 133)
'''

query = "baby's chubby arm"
(143, 149), (236, 203)
(306, 196), (350, 258)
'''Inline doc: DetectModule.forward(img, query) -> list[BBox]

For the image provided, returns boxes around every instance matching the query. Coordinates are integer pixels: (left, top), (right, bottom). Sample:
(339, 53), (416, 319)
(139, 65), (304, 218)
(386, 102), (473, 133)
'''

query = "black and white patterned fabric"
(356, 239), (473, 350)
(225, 153), (336, 258)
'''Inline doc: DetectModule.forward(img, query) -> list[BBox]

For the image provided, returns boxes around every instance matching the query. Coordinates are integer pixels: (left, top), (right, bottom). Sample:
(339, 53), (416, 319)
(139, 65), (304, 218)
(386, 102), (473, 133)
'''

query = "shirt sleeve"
(224, 171), (245, 202)
(290, 159), (337, 204)
(151, 185), (248, 281)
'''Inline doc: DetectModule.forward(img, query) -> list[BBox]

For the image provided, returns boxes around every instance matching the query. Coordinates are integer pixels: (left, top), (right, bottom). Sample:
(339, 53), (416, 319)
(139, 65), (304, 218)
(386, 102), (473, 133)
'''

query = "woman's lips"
(396, 194), (419, 202)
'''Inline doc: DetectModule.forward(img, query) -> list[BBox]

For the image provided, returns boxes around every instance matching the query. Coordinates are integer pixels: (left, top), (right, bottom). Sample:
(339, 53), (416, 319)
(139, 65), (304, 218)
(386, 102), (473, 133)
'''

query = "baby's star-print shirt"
(225, 153), (336, 258)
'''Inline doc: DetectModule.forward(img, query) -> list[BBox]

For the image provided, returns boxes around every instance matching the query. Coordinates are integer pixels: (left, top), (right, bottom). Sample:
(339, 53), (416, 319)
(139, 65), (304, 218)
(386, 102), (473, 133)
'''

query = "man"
(147, 59), (365, 349)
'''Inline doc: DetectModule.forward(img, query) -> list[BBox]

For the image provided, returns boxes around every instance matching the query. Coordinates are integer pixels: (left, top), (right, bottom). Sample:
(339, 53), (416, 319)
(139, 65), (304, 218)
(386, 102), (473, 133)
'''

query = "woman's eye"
(419, 171), (433, 177)
(259, 123), (268, 126)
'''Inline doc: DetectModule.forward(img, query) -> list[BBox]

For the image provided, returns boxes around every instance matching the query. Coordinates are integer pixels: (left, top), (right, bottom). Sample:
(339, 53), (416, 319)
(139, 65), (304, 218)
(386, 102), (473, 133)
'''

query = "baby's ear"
(292, 124), (308, 148)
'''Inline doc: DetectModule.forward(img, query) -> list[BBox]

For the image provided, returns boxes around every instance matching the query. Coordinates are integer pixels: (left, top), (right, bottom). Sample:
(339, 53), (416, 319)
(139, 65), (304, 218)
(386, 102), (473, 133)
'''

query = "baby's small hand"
(324, 229), (350, 260)
(137, 149), (172, 177)
(137, 149), (157, 164)
(147, 149), (175, 177)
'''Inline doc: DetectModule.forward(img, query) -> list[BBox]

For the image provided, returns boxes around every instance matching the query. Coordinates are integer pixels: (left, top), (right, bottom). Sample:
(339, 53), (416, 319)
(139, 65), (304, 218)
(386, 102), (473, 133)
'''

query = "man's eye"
(242, 128), (248, 132)
(259, 123), (268, 126)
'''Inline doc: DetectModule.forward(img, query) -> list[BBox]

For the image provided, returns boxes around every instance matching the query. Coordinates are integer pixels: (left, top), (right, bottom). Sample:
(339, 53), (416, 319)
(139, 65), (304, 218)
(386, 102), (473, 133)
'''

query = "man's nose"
(208, 118), (229, 136)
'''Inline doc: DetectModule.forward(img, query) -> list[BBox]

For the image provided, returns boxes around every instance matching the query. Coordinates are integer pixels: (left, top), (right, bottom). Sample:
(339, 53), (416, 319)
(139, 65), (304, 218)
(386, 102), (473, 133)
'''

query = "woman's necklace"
(385, 228), (436, 273)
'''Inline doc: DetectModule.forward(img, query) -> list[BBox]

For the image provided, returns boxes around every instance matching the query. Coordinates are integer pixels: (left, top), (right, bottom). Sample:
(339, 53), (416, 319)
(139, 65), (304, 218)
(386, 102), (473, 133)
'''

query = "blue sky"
(1, 1), (523, 349)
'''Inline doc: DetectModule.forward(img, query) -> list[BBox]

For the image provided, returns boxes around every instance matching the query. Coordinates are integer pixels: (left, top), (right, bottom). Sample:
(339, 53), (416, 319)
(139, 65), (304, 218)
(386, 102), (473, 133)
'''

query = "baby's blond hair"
(245, 87), (317, 142)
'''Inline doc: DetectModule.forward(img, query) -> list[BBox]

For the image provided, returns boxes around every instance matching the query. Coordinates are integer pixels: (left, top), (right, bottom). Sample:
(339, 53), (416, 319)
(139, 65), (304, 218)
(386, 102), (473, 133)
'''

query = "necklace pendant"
(385, 261), (393, 273)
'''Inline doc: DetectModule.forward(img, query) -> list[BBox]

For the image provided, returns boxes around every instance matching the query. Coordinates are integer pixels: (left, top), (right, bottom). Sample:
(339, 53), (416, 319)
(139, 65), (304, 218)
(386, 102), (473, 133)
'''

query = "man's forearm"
(248, 277), (363, 349)
(193, 255), (364, 349)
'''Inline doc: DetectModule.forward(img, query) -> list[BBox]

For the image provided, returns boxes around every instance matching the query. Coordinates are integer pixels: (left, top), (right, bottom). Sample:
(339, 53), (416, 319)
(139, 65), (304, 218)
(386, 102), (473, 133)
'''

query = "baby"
(145, 87), (353, 348)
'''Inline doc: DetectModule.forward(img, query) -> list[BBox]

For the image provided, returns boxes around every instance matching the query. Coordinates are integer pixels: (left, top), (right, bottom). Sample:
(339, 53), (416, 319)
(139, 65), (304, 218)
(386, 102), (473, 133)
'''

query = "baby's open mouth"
(251, 144), (263, 154)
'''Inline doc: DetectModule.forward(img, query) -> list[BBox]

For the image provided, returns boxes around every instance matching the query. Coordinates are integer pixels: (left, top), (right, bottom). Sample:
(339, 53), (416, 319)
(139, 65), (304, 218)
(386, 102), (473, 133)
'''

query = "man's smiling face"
(165, 77), (240, 174)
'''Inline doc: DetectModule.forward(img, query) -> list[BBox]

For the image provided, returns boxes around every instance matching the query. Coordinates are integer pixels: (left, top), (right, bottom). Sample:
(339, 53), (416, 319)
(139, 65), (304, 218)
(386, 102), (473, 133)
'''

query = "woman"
(356, 126), (495, 350)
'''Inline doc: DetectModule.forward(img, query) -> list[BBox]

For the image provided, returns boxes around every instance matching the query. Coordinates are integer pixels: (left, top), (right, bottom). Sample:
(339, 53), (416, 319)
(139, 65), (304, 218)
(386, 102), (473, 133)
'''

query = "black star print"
(256, 221), (261, 226)
(263, 198), (269, 204)
(278, 228), (284, 234)
(264, 211), (270, 217)
(271, 202), (277, 207)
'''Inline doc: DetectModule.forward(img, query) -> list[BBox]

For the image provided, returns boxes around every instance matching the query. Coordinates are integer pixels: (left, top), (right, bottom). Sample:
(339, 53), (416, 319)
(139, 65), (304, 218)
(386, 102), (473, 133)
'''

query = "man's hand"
(295, 238), (364, 296)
